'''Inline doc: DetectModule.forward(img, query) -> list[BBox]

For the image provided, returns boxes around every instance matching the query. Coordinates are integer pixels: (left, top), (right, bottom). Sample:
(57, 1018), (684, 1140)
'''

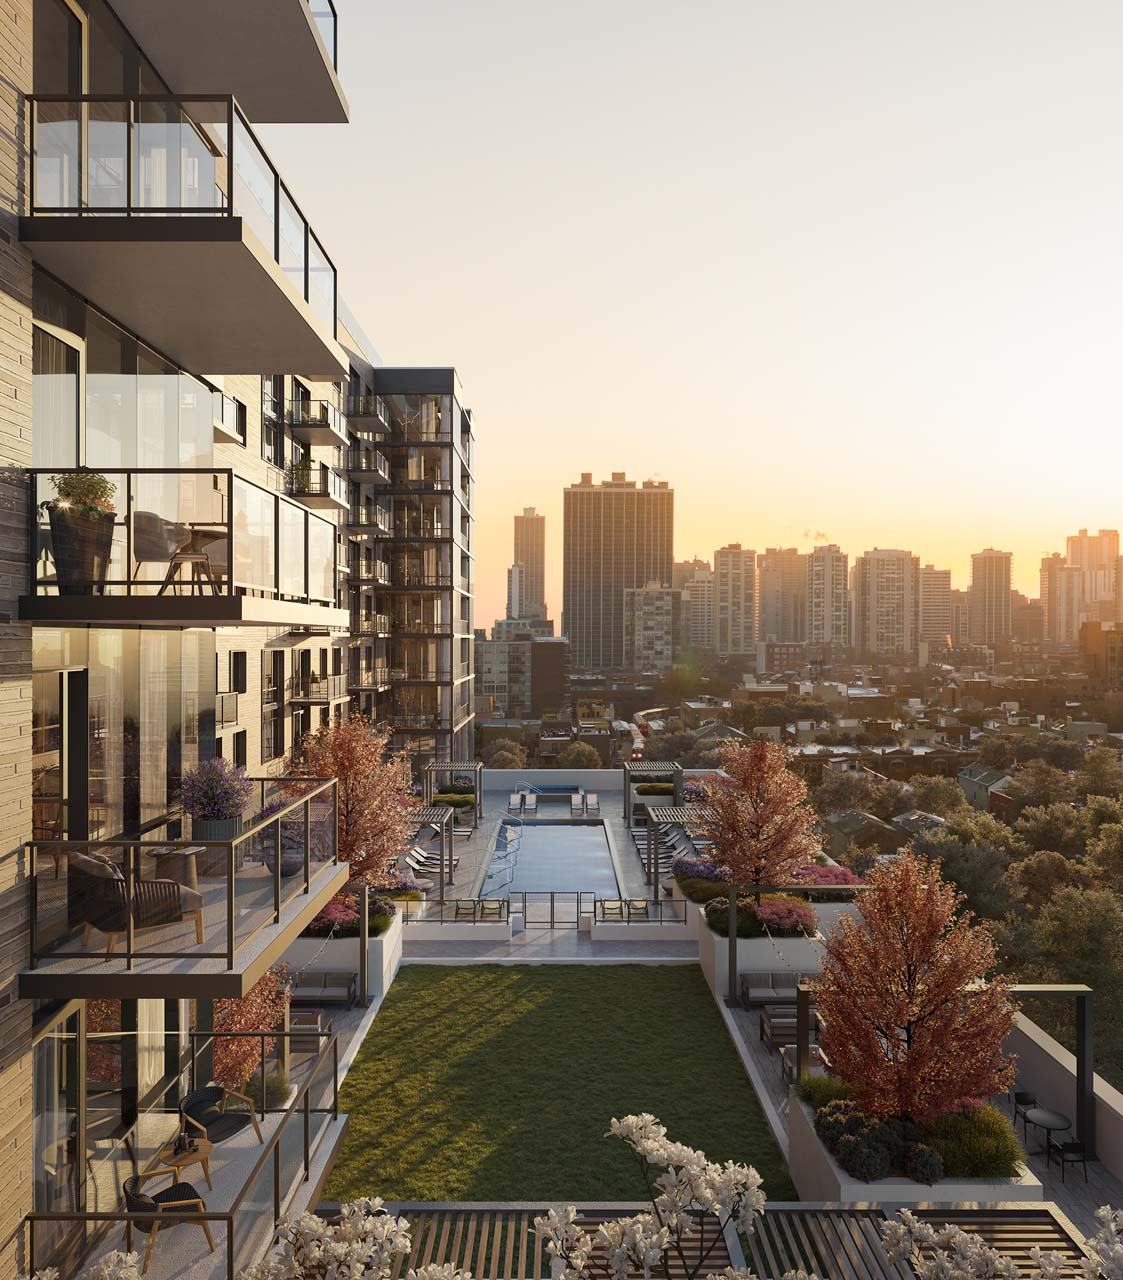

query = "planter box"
(402, 920), (512, 942)
(788, 1098), (1043, 1204)
(589, 917), (693, 943)
(698, 924), (823, 1000)
(283, 912), (403, 1000)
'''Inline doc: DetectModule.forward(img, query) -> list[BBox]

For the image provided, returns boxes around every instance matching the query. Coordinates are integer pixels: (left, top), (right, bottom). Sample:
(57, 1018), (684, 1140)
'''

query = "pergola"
(422, 761), (484, 828)
(623, 760), (684, 825)
(794, 980), (1097, 1156)
(643, 803), (712, 886)
(412, 804), (455, 898)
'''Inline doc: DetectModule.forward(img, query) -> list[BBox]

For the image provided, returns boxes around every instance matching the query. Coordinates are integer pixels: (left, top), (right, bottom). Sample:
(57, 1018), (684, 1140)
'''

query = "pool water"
(480, 821), (619, 898)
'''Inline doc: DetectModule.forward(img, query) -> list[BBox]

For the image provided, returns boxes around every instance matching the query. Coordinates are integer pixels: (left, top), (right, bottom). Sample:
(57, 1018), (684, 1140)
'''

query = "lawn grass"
(327, 964), (795, 1202)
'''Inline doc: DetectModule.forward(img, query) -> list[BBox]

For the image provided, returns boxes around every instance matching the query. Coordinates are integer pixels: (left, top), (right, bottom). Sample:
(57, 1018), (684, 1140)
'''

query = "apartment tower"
(852, 549), (920, 657)
(806, 544), (849, 651)
(918, 564), (952, 648)
(511, 507), (547, 619)
(561, 473), (673, 672)
(968, 549), (1013, 645)
(713, 544), (757, 657)
(757, 547), (807, 642)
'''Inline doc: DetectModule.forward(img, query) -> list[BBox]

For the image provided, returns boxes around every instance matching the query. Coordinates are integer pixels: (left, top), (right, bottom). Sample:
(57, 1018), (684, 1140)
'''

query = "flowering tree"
(212, 964), (290, 1088)
(812, 851), (1016, 1124)
(290, 712), (418, 885)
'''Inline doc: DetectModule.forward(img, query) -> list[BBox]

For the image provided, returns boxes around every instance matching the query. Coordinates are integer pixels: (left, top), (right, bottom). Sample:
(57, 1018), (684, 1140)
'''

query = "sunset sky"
(264, 0), (1123, 630)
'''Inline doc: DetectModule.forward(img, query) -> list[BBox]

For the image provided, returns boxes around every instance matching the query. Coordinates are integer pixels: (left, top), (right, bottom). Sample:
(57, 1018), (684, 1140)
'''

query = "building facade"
(806, 544), (848, 650)
(561, 473), (673, 672)
(713, 544), (757, 658)
(623, 583), (683, 674)
(852, 549), (920, 658)
(1040, 552), (1084, 646)
(757, 547), (807, 643)
(682, 565), (715, 651)
(511, 507), (547, 620)
(918, 564), (952, 647)
(968, 549), (1012, 646)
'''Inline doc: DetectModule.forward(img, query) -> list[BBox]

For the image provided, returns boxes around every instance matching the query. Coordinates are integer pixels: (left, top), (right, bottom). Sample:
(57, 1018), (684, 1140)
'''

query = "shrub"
(814, 1099), (867, 1148)
(304, 896), (360, 937)
(835, 1131), (891, 1181)
(793, 862), (863, 902)
(682, 780), (708, 801)
(675, 877), (730, 905)
(371, 872), (423, 894)
(241, 1068), (290, 1110)
(179, 758), (254, 821)
(671, 853), (726, 882)
(799, 1074), (854, 1110)
(903, 1142), (944, 1184)
(46, 470), (117, 514)
(922, 1105), (1023, 1178)
(754, 896), (817, 934)
(703, 896), (765, 937)
(368, 894), (397, 936)
(432, 792), (475, 808)
(636, 782), (675, 795)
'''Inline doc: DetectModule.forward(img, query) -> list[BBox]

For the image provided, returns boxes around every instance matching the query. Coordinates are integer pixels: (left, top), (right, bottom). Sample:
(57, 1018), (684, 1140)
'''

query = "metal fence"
(398, 892), (688, 929)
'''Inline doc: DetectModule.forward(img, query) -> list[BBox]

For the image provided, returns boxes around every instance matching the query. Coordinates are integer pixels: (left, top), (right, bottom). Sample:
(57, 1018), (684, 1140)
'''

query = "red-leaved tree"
(291, 712), (418, 886)
(213, 964), (291, 1088)
(811, 850), (1017, 1124)
(694, 739), (818, 897)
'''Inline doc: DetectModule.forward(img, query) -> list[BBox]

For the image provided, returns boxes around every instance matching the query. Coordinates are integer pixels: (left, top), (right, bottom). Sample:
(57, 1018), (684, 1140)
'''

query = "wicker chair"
(123, 1173), (213, 1274)
(180, 1084), (264, 1146)
(69, 853), (205, 958)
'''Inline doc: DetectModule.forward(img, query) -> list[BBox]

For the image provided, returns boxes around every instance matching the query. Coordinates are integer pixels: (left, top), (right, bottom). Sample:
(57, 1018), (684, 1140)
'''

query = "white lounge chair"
(523, 793), (538, 815)
(508, 793), (523, 814)
(585, 793), (600, 815)
(570, 793), (584, 816)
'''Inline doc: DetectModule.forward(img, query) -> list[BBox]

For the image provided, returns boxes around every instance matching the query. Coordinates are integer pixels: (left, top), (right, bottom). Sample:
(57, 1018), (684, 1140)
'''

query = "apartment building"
(757, 547), (807, 643)
(681, 564), (715, 651)
(968, 549), (1012, 646)
(475, 633), (570, 719)
(561, 473), (673, 672)
(345, 367), (475, 770)
(918, 564), (952, 647)
(623, 583), (684, 674)
(852, 549), (920, 657)
(2, 5), (473, 1274)
(806, 544), (848, 651)
(1040, 552), (1085, 646)
(511, 507), (547, 620)
(713, 544), (757, 658)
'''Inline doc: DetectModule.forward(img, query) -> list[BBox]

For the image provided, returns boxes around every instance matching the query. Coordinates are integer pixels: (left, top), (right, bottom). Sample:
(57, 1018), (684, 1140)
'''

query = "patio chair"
(405, 847), (460, 872)
(507, 793), (523, 814)
(626, 898), (650, 920)
(600, 899), (624, 921)
(123, 1174), (214, 1275)
(133, 510), (217, 597)
(454, 900), (478, 920)
(69, 852), (205, 958)
(571, 794), (584, 816)
(585, 793), (600, 815)
(1047, 1138), (1088, 1182)
(1012, 1090), (1038, 1137)
(179, 1084), (264, 1146)
(523, 793), (538, 815)
(478, 898), (504, 920)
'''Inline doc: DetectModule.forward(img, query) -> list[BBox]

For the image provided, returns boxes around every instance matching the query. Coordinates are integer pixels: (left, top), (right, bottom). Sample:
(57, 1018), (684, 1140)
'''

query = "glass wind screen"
(233, 478), (274, 593)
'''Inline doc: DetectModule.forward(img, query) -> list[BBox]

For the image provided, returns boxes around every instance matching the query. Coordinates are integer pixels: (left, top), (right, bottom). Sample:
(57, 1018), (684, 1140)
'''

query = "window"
(231, 651), (247, 694)
(32, 327), (80, 468)
(233, 730), (247, 769)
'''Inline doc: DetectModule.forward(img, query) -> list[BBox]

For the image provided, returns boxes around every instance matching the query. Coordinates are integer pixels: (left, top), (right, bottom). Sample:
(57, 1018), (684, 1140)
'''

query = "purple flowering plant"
(178, 758), (254, 821)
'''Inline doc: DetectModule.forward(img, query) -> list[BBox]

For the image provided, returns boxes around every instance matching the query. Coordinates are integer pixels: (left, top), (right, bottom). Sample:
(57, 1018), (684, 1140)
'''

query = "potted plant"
(179, 758), (254, 841)
(40, 471), (117, 595)
(286, 456), (313, 494)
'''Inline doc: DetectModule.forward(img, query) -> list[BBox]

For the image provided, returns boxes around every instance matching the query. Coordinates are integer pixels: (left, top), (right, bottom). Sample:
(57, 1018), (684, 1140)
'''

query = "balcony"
(342, 392), (390, 428)
(349, 665), (391, 691)
(389, 666), (452, 684)
(212, 391), (246, 446)
(350, 612), (391, 637)
(88, 1), (345, 124)
(289, 672), (348, 704)
(286, 461), (348, 512)
(349, 558), (391, 584)
(23, 1030), (346, 1280)
(22, 95), (345, 375)
(383, 570), (453, 590)
(20, 778), (346, 999)
(273, 399), (349, 449)
(216, 690), (240, 728)
(21, 469), (349, 630)
(346, 448), (390, 479)
(346, 506), (392, 533)
(389, 616), (452, 636)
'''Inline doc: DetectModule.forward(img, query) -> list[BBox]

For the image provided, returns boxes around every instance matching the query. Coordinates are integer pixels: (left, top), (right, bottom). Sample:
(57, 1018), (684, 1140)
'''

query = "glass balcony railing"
(22, 1030), (339, 1280)
(28, 778), (339, 971)
(286, 461), (347, 506)
(268, 398), (347, 445)
(346, 448), (390, 478)
(289, 672), (347, 702)
(350, 612), (391, 636)
(349, 665), (390, 689)
(27, 94), (337, 336)
(28, 468), (336, 606)
(213, 391), (246, 445)
(342, 393), (390, 426)
(347, 506), (392, 532)
(309, 0), (339, 68)
(389, 615), (451, 634)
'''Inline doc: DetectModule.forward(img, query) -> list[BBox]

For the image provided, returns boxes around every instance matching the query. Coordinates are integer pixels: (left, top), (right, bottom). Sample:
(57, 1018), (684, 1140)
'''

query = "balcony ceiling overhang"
(20, 216), (347, 377)
(102, 0), (348, 124)
(18, 863), (349, 1000)
(19, 594), (351, 630)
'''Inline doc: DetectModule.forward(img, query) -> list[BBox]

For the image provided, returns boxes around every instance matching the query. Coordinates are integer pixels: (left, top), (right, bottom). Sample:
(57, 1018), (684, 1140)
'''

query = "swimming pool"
(479, 820), (620, 898)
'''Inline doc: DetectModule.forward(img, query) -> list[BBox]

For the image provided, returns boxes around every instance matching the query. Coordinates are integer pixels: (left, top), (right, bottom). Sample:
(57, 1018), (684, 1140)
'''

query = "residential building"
(561, 473), (673, 672)
(949, 588), (970, 648)
(4, 2), (386, 1274)
(757, 640), (808, 674)
(346, 367), (475, 770)
(506, 563), (526, 620)
(806, 544), (848, 650)
(673, 557), (710, 589)
(1067, 528), (1118, 618)
(512, 506), (547, 619)
(968, 549), (1012, 645)
(623, 582), (684, 674)
(1011, 591), (1045, 644)
(1081, 621), (1123, 690)
(852, 549), (920, 657)
(1040, 552), (1085, 645)
(918, 564), (952, 647)
(681, 564), (715, 650)
(757, 547), (807, 642)
(493, 615), (555, 640)
(475, 632), (568, 720)
(713, 544), (757, 657)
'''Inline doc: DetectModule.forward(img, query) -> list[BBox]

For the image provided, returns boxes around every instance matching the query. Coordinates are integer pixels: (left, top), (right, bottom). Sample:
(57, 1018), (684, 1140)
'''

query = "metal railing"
(28, 777), (339, 970)
(346, 448), (390, 477)
(23, 1032), (340, 1280)
(286, 462), (347, 505)
(269, 398), (346, 439)
(348, 665), (390, 689)
(342, 393), (390, 425)
(29, 468), (337, 606)
(289, 672), (347, 702)
(213, 391), (246, 445)
(349, 612), (392, 636)
(398, 893), (688, 928)
(399, 898), (511, 924)
(309, 0), (339, 69)
(27, 94), (337, 336)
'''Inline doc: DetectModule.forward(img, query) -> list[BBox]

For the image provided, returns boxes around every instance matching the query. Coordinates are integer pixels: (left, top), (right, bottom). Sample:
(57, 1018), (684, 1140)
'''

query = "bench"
(291, 970), (357, 1008)
(739, 970), (817, 1008)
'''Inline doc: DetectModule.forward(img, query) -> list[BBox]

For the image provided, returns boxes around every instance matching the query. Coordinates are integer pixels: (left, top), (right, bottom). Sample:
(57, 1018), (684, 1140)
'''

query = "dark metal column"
(1076, 991), (1096, 1157)
(726, 886), (739, 1008)
(196, 998), (215, 1083)
(796, 983), (811, 1078)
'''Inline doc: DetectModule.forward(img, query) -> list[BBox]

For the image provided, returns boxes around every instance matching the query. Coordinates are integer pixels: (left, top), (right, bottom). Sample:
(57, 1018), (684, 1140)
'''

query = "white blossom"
(243, 1199), (413, 1280)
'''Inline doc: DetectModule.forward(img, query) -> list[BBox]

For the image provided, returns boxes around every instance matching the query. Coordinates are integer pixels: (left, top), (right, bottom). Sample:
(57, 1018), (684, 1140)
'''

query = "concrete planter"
(698, 924), (823, 1000)
(283, 911), (403, 999)
(402, 920), (512, 942)
(788, 1098), (1043, 1204)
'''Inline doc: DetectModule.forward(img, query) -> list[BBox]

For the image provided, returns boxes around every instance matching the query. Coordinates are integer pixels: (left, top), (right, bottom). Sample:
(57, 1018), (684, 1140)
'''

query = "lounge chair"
(508, 793), (523, 814)
(600, 899), (624, 921)
(406, 846), (460, 871)
(626, 898), (650, 920)
(571, 794), (584, 816)
(478, 899), (505, 920)
(585, 793), (600, 815)
(179, 1085), (264, 1145)
(124, 1174), (214, 1275)
(454, 901), (477, 919)
(523, 793), (538, 815)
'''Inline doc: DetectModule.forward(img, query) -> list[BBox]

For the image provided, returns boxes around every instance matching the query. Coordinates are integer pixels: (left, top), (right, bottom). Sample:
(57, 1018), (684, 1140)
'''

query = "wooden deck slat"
(449, 1212), (466, 1270)
(503, 1212), (518, 1280)
(462, 1212), (478, 1273)
(518, 1212), (530, 1280)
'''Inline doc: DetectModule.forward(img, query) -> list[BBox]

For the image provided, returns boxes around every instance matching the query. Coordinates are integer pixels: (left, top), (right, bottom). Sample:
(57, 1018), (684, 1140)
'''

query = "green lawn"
(327, 965), (794, 1202)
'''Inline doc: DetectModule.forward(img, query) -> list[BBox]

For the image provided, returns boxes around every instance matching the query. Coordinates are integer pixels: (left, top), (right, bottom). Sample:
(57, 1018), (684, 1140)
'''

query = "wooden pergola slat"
(641, 803), (713, 885)
(623, 759), (685, 824)
(411, 804), (455, 897)
(423, 760), (484, 826)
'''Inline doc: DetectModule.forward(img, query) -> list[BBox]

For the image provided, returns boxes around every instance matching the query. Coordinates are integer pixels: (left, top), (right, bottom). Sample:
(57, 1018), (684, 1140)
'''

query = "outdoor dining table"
(1022, 1106), (1071, 1153)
